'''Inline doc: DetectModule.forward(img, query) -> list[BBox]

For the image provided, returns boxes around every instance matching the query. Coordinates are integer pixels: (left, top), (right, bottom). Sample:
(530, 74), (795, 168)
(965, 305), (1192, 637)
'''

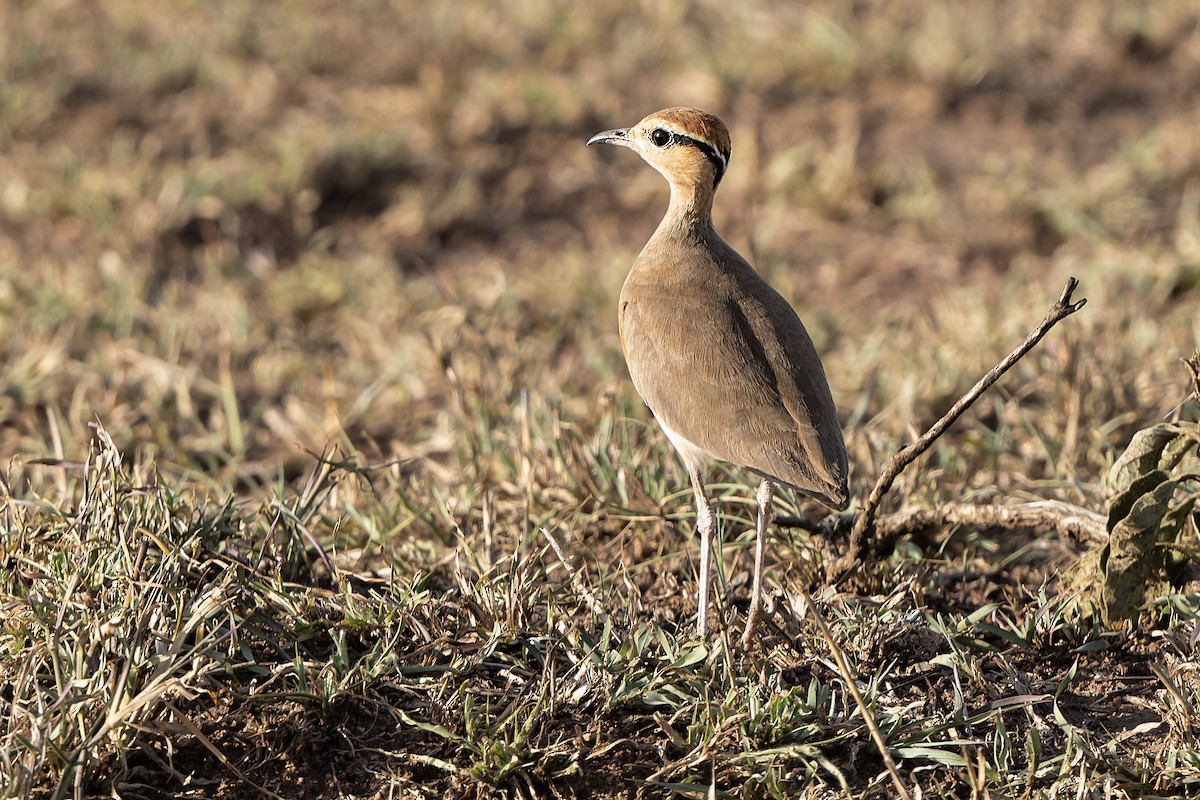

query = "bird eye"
(650, 128), (670, 147)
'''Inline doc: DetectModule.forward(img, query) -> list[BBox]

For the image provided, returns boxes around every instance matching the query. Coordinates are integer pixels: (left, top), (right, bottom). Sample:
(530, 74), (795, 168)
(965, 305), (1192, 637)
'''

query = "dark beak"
(587, 128), (630, 147)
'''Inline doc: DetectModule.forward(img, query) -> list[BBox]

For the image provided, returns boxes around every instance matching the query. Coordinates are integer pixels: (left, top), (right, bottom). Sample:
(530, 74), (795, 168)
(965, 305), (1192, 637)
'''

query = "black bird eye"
(650, 128), (670, 147)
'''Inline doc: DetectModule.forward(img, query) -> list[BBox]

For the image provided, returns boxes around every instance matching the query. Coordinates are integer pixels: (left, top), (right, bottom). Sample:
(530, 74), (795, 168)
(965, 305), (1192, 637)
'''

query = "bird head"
(588, 107), (732, 193)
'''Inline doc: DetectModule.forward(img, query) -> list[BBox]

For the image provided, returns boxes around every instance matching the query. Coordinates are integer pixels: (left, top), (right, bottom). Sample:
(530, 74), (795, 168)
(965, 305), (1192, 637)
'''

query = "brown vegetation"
(3, 1), (1200, 798)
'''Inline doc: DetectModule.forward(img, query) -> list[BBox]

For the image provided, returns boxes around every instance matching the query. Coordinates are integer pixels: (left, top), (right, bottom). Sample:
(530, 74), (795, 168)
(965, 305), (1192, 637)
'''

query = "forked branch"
(830, 277), (1087, 580)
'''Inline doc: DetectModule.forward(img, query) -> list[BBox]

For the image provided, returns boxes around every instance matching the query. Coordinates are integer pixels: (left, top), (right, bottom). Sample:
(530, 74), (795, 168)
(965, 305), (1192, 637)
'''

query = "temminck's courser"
(588, 107), (849, 644)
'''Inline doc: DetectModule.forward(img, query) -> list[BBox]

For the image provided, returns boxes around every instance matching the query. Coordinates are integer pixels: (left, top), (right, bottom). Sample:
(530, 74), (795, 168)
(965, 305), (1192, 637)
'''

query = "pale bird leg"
(743, 478), (775, 646)
(689, 467), (716, 637)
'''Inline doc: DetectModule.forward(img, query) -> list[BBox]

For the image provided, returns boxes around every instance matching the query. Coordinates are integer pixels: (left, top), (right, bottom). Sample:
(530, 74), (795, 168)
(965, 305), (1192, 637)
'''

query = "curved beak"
(587, 128), (630, 147)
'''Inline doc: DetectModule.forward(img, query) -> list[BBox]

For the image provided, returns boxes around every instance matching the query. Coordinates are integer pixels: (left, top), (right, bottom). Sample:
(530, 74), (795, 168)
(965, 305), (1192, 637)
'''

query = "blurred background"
(2, 0), (1199, 510)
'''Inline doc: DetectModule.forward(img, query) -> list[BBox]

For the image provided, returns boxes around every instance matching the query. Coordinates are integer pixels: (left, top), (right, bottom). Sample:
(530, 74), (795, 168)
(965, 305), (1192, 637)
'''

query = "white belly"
(656, 416), (713, 475)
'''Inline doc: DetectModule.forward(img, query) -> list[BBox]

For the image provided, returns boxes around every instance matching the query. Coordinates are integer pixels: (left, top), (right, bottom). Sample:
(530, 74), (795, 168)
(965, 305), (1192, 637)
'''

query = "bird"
(587, 108), (849, 644)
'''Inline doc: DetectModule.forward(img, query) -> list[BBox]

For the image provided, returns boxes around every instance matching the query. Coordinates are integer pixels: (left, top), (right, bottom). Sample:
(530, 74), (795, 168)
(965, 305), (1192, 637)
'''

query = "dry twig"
(780, 499), (1107, 546)
(830, 278), (1087, 580)
(801, 588), (914, 800)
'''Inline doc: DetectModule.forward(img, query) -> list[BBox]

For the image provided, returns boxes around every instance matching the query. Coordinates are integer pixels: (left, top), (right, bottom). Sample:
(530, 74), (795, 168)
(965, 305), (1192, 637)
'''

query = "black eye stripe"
(669, 132), (728, 178)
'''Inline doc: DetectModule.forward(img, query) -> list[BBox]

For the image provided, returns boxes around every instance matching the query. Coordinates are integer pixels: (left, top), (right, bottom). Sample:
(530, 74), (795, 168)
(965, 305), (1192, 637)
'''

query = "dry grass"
(3, 0), (1200, 797)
